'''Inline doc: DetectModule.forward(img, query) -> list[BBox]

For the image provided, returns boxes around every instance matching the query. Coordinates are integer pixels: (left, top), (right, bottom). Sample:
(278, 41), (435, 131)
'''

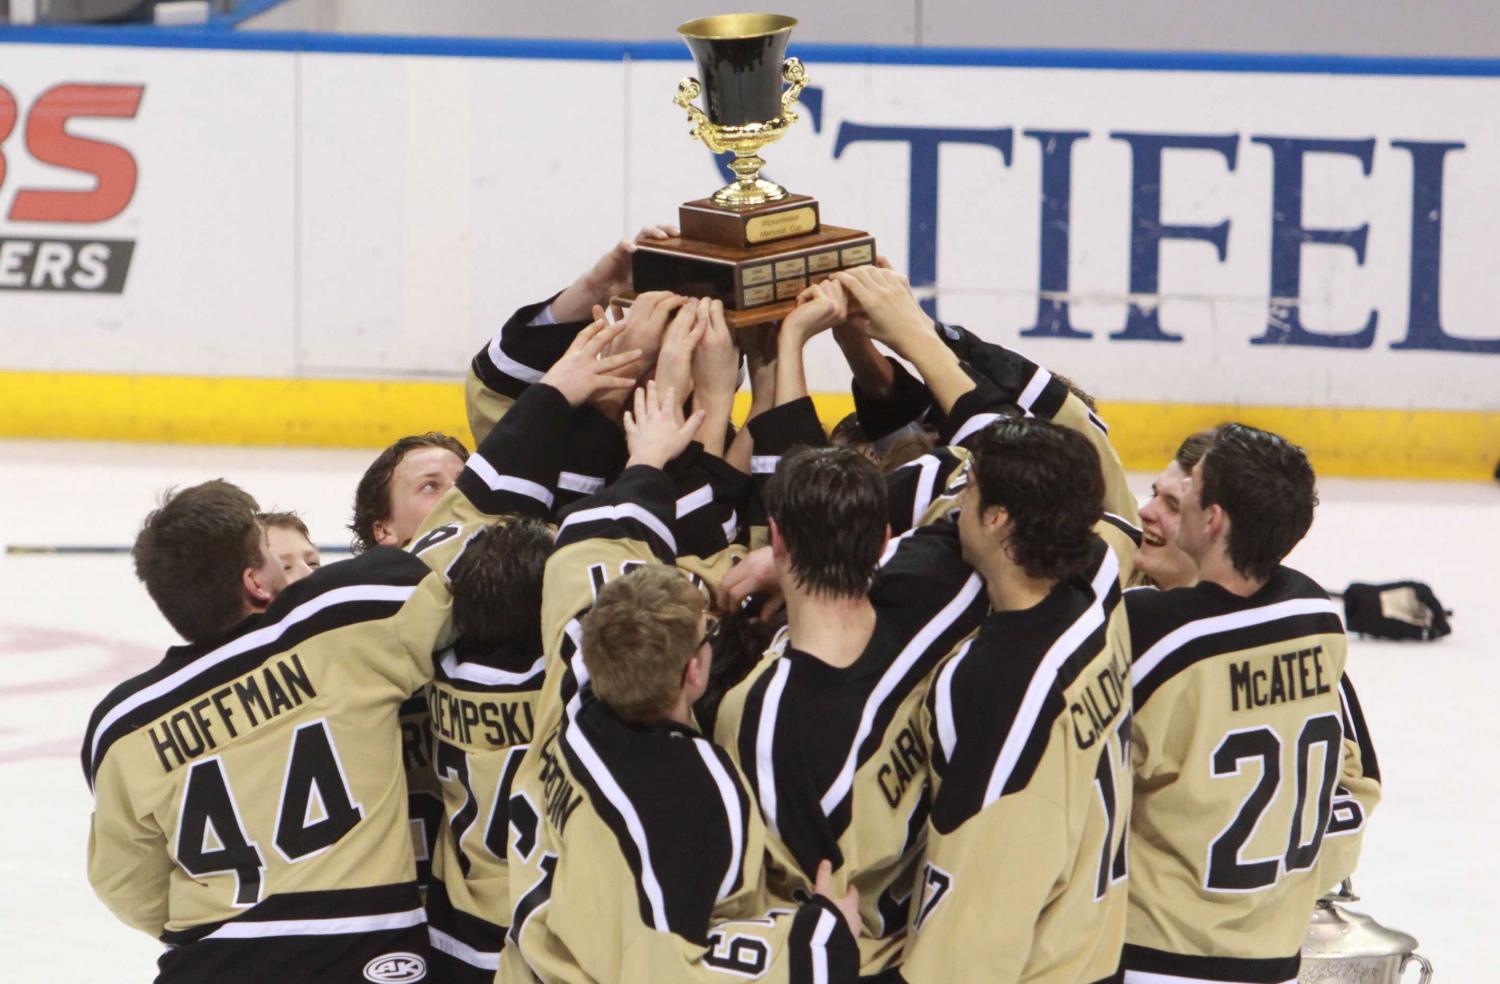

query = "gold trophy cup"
(626, 13), (877, 327)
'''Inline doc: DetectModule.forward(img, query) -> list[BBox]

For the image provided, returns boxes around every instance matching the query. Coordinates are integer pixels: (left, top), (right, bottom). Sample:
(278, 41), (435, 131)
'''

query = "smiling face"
(374, 446), (466, 548)
(1136, 460), (1199, 589)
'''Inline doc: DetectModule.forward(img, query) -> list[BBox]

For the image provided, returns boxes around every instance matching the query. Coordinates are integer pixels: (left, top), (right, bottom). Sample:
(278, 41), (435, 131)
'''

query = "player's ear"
(372, 518), (397, 547)
(242, 565), (273, 605)
(768, 518), (787, 559)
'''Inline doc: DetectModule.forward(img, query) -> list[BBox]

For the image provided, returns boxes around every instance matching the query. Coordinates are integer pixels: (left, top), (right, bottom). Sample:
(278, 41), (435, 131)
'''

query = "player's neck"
(981, 553), (1055, 613)
(784, 588), (877, 669)
(1196, 547), (1266, 598)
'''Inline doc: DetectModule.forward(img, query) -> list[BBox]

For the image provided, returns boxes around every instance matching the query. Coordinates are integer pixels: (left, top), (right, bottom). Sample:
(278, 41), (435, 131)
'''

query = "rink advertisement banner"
(0, 34), (1496, 473)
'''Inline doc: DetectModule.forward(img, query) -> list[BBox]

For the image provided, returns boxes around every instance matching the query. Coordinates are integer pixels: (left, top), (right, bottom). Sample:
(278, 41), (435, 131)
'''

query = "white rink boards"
(0, 440), (1491, 981)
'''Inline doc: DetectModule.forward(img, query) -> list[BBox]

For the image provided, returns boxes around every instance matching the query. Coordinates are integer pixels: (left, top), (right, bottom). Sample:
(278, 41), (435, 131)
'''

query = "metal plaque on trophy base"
(626, 13), (877, 327)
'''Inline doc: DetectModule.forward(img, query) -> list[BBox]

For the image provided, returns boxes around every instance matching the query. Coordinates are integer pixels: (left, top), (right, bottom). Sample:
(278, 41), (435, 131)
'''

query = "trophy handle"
(1400, 953), (1433, 984)
(780, 57), (809, 125)
(675, 77), (725, 153)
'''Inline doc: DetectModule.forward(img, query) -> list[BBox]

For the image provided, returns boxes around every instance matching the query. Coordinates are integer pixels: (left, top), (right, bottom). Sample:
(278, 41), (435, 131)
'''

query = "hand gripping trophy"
(625, 13), (877, 327)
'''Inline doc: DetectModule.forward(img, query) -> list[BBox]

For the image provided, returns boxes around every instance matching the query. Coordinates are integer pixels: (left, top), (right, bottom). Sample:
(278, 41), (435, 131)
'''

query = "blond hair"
(581, 566), (705, 724)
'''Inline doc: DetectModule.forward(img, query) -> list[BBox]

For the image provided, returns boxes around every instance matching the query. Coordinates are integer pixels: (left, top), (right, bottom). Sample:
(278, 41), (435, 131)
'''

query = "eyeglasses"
(697, 616), (721, 651)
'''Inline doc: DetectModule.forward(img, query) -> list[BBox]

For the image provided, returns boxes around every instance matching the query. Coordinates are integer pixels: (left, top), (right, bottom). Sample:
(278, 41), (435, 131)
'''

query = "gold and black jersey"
(500, 700), (858, 983)
(713, 522), (988, 973)
(425, 638), (545, 982)
(1123, 568), (1380, 984)
(81, 383), (566, 984)
(894, 536), (1132, 984)
(82, 547), (454, 984)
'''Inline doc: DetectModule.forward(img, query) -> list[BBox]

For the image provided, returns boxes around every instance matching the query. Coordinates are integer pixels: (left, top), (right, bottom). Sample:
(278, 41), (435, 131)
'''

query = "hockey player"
(1133, 430), (1213, 590)
(423, 320), (645, 982)
(500, 380), (861, 983)
(81, 320), (639, 984)
(1123, 423), (1380, 983)
(350, 431), (471, 552)
(811, 266), (1133, 980)
(257, 510), (321, 584)
(711, 279), (989, 974)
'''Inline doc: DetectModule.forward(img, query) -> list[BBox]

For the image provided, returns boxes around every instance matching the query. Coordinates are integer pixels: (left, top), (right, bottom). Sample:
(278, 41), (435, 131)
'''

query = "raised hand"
(538, 319), (642, 407)
(623, 380), (706, 471)
(780, 278), (849, 347)
(692, 299), (741, 408)
(831, 265), (932, 357)
(553, 225), (681, 322)
(652, 297), (706, 401)
(608, 290), (690, 370)
(722, 545), (778, 609)
(814, 859), (862, 939)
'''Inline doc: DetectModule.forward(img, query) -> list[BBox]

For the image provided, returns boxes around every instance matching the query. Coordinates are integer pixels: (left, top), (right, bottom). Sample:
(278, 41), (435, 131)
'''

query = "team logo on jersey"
(363, 952), (427, 982)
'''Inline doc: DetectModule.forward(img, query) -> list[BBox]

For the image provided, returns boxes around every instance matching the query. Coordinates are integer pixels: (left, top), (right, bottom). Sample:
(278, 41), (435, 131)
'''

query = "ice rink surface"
(1, 438), (1492, 982)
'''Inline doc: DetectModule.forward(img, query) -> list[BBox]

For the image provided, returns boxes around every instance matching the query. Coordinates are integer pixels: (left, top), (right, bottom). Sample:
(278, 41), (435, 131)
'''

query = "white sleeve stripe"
(1016, 366), (1053, 412)
(564, 619), (588, 721)
(821, 572), (986, 815)
(984, 551), (1119, 807)
(465, 455), (554, 509)
(89, 583), (418, 776)
(934, 641), (972, 764)
(751, 455), (780, 475)
(755, 660), (792, 839)
(563, 719), (671, 931)
(950, 412), (1001, 446)
(810, 908), (836, 984)
(429, 926), (500, 970)
(558, 502), (677, 556)
(557, 471), (606, 495)
(721, 509), (739, 544)
(205, 907), (426, 940)
(486, 334), (547, 385)
(675, 484), (713, 518)
(1130, 598), (1344, 689)
(911, 455), (941, 531)
(1103, 512), (1142, 535)
(877, 526), (920, 568)
(693, 739), (745, 904)
(440, 649), (547, 687)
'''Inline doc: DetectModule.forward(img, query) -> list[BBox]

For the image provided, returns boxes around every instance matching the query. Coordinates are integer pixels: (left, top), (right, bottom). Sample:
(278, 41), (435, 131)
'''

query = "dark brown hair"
(449, 519), (552, 652)
(764, 446), (888, 599)
(133, 480), (265, 643)
(1198, 423), (1318, 582)
(1174, 429), (1215, 473)
(969, 418), (1104, 582)
(349, 432), (469, 553)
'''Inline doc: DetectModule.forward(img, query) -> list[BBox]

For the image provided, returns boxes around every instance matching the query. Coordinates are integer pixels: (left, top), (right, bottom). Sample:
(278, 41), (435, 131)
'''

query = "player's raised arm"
(465, 225), (675, 444)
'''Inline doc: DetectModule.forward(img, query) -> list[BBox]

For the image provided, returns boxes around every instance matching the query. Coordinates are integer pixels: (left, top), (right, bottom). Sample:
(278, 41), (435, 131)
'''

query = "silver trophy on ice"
(1299, 880), (1433, 983)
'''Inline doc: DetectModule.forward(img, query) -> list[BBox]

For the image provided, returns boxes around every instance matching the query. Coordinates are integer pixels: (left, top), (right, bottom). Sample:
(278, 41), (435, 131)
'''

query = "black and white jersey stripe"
(1128, 573), (1344, 709)
(82, 548), (432, 787)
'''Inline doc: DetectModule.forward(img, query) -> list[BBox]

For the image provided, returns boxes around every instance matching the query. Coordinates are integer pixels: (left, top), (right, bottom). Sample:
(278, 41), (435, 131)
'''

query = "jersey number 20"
(1205, 712), (1341, 892)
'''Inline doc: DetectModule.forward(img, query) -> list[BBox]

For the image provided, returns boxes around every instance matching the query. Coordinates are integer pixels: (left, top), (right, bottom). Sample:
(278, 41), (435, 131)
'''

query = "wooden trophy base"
(629, 194), (876, 327)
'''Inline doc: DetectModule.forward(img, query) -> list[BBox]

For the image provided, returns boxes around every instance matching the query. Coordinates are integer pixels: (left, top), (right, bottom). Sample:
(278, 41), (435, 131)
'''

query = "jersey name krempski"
(430, 688), (536, 748)
(147, 652), (317, 773)
(1229, 645), (1333, 711)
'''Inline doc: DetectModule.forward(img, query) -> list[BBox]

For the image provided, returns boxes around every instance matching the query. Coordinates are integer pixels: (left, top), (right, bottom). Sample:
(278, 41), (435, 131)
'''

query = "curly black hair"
(967, 418), (1104, 582)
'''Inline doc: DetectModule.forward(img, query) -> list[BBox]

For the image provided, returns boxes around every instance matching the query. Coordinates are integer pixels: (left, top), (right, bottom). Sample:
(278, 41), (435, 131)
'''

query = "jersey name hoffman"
(147, 653), (317, 772)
